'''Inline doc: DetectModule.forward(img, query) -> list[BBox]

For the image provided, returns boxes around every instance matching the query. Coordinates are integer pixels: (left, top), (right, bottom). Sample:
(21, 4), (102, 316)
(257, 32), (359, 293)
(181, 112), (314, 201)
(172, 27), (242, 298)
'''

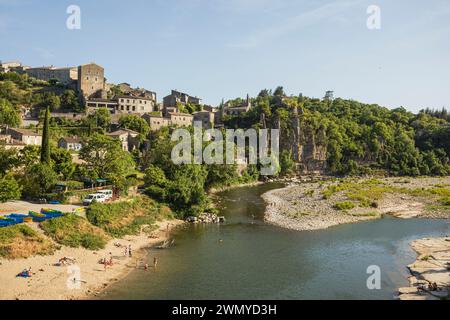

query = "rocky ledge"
(398, 237), (450, 300)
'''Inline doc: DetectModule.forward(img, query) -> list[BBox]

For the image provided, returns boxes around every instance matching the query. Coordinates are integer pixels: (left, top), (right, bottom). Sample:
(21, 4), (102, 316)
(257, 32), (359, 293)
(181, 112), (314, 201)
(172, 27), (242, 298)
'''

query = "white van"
(97, 189), (113, 200)
(83, 193), (107, 206)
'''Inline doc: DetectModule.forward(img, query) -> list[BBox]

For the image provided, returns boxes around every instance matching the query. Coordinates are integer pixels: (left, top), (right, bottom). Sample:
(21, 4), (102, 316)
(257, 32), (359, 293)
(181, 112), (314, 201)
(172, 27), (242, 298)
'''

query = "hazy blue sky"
(0, 0), (449, 111)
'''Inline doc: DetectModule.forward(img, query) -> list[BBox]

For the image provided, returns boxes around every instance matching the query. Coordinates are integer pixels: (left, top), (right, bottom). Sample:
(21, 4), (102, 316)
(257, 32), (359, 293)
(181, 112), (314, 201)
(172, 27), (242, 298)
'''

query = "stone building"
(193, 111), (215, 129)
(85, 98), (118, 114)
(163, 90), (202, 116)
(107, 128), (140, 152)
(77, 63), (105, 99)
(142, 114), (172, 132)
(7, 128), (42, 146)
(169, 112), (194, 127)
(117, 83), (157, 101)
(116, 96), (155, 114)
(0, 61), (23, 73)
(223, 94), (251, 116)
(25, 66), (78, 85)
(0, 134), (26, 150)
(58, 136), (83, 152)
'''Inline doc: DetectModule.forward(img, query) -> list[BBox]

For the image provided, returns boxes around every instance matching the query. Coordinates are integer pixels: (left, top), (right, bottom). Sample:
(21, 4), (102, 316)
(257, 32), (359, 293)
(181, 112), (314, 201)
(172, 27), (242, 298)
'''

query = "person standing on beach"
(128, 245), (132, 257)
(153, 257), (158, 269)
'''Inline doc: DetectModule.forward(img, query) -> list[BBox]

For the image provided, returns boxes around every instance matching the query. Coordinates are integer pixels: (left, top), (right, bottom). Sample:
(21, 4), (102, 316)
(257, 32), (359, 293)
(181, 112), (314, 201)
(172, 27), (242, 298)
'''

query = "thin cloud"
(228, 0), (363, 48)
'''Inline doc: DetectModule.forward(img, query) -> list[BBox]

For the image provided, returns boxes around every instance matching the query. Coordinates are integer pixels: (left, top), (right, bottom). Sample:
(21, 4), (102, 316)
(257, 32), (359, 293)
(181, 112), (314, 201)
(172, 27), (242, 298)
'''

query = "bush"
(41, 214), (108, 250)
(0, 175), (22, 202)
(86, 196), (174, 237)
(145, 185), (167, 201)
(334, 201), (356, 211)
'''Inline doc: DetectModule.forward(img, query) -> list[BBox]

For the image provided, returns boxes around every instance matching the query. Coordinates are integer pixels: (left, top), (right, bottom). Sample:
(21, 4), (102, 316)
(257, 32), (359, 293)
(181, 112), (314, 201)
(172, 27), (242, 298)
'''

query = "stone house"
(142, 114), (171, 132)
(107, 128), (140, 152)
(163, 90), (202, 116)
(223, 94), (252, 116)
(169, 112), (194, 127)
(7, 128), (42, 146)
(58, 137), (83, 152)
(193, 111), (215, 129)
(116, 96), (155, 114)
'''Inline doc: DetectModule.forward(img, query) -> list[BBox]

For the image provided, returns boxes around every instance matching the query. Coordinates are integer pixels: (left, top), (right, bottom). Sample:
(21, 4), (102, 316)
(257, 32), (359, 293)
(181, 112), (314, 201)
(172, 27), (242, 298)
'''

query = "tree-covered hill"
(222, 87), (450, 176)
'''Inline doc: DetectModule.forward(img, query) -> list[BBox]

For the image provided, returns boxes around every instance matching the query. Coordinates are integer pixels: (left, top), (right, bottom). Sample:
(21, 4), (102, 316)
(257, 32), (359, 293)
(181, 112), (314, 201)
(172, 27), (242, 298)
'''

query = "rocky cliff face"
(279, 106), (328, 175)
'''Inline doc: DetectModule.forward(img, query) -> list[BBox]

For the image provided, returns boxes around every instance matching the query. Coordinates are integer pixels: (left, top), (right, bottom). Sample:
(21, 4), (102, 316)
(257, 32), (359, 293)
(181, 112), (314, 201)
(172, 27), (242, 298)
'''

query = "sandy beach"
(0, 219), (183, 300)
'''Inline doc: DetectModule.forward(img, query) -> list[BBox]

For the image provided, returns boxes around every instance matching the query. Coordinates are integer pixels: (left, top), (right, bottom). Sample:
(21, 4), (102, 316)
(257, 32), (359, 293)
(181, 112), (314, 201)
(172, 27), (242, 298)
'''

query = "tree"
(119, 114), (150, 136)
(60, 89), (82, 111)
(0, 98), (20, 127)
(273, 86), (285, 97)
(80, 134), (135, 191)
(279, 150), (296, 176)
(21, 163), (57, 198)
(51, 147), (75, 180)
(144, 165), (167, 187)
(40, 106), (51, 164)
(0, 175), (22, 202)
(0, 146), (20, 176)
(87, 108), (111, 132)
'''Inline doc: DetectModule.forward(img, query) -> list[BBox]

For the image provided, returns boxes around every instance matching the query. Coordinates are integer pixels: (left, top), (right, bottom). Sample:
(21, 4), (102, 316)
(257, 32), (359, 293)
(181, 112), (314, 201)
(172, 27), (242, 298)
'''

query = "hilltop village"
(1, 59), (450, 300)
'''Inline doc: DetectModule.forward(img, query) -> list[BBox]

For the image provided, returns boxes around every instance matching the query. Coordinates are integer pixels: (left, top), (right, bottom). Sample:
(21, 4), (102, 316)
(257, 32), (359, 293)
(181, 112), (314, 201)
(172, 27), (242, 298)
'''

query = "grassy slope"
(0, 224), (55, 259)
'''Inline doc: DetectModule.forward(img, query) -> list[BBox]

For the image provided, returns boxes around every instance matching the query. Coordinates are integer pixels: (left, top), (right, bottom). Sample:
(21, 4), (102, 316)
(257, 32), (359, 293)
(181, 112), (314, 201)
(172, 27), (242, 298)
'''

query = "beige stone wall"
(25, 67), (77, 85)
(170, 114), (193, 127)
(117, 97), (154, 114)
(77, 63), (105, 98)
(145, 116), (171, 131)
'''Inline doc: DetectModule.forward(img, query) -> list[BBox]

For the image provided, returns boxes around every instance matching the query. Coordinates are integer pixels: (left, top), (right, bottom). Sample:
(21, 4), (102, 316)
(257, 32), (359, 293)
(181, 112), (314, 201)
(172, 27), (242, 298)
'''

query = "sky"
(0, 0), (449, 112)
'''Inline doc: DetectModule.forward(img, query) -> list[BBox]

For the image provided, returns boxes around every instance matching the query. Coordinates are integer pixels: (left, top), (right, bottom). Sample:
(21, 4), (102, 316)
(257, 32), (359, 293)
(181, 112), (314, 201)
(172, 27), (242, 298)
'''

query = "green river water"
(101, 183), (449, 300)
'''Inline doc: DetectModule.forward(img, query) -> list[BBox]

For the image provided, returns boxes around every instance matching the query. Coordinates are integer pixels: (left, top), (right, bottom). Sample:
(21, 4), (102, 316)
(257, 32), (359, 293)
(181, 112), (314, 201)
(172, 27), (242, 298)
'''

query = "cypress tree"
(40, 106), (51, 164)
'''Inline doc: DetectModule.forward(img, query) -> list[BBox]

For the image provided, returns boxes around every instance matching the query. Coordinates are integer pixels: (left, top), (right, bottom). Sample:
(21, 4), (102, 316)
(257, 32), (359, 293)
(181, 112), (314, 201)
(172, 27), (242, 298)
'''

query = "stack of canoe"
(0, 209), (64, 227)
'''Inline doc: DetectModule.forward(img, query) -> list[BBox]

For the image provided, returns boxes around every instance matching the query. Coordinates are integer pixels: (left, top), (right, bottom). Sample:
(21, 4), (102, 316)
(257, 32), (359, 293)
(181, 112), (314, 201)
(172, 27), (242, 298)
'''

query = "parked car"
(96, 189), (113, 200)
(82, 193), (107, 206)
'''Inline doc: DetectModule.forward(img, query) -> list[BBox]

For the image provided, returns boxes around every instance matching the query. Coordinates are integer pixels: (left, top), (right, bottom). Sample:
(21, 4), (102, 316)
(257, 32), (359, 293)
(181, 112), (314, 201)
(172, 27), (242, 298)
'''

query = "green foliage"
(279, 150), (296, 176)
(60, 89), (82, 112)
(51, 147), (75, 180)
(41, 214), (108, 250)
(79, 133), (135, 192)
(86, 196), (173, 237)
(40, 106), (51, 164)
(86, 108), (111, 132)
(119, 114), (150, 136)
(0, 224), (55, 259)
(0, 98), (20, 127)
(0, 146), (20, 176)
(21, 163), (58, 198)
(0, 175), (22, 202)
(334, 201), (356, 211)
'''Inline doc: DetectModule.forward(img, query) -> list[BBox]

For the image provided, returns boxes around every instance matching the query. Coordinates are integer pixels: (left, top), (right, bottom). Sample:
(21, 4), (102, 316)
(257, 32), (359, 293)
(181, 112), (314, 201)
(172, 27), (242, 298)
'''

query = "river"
(101, 183), (450, 300)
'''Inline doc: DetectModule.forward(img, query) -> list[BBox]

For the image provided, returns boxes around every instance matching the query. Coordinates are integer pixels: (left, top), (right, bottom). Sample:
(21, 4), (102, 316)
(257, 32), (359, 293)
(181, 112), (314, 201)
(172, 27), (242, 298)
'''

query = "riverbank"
(0, 219), (183, 300)
(262, 176), (450, 231)
(398, 237), (450, 300)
